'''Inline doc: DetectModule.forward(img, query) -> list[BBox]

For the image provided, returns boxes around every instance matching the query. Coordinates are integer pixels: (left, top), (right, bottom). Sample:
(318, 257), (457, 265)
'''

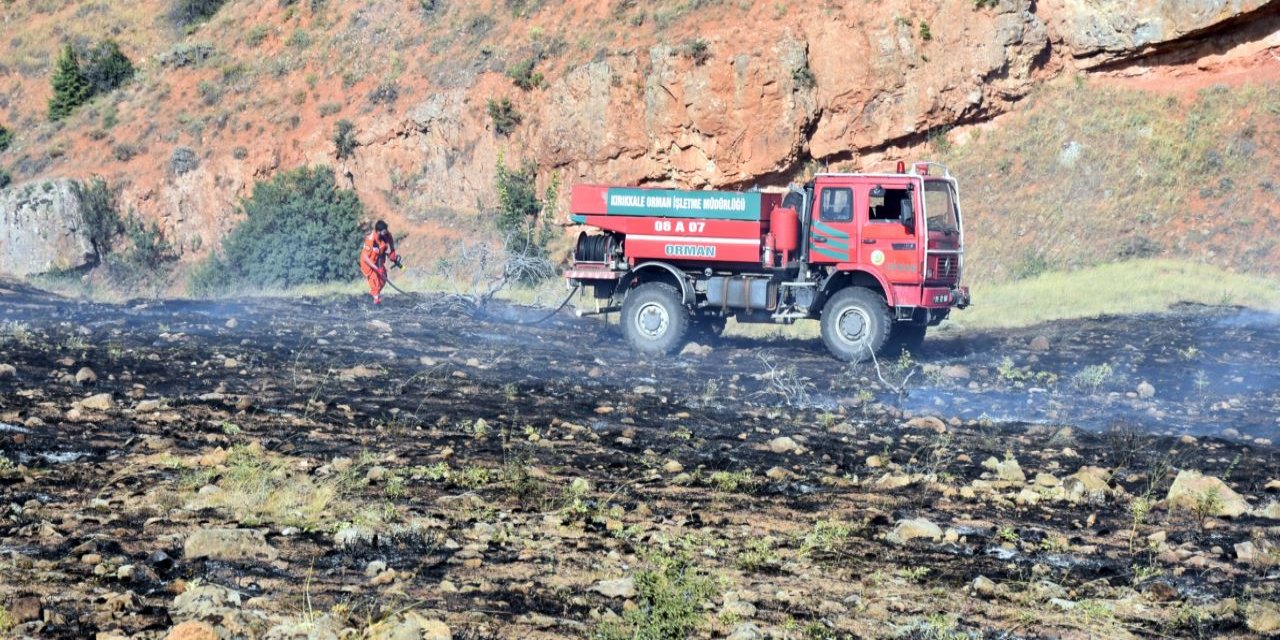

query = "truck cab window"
(924, 181), (959, 232)
(819, 188), (852, 222)
(869, 188), (909, 222)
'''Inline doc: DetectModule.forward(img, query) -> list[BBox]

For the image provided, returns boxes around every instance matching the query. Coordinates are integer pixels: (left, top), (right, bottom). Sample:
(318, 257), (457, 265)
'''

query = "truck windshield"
(924, 181), (959, 233)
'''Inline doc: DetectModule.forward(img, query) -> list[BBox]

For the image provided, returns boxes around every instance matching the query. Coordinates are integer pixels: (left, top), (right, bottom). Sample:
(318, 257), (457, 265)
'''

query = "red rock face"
(0, 0), (1272, 274)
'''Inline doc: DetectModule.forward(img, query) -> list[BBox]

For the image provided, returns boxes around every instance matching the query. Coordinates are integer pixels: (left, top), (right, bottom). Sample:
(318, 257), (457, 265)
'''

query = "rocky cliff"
(0, 0), (1276, 281)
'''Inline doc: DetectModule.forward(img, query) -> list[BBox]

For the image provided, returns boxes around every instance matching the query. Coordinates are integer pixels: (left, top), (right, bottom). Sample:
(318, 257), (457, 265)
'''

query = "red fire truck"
(564, 162), (969, 361)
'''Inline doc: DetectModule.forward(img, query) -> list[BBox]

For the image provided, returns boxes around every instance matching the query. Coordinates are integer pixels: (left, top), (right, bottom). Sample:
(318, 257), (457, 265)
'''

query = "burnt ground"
(1, 280), (1278, 639)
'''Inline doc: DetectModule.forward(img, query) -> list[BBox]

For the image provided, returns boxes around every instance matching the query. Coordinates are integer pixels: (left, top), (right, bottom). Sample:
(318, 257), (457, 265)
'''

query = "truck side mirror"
(899, 198), (914, 229)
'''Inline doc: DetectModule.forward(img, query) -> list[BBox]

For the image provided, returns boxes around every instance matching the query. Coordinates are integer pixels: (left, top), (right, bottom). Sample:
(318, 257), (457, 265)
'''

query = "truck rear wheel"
(820, 287), (891, 362)
(621, 282), (688, 356)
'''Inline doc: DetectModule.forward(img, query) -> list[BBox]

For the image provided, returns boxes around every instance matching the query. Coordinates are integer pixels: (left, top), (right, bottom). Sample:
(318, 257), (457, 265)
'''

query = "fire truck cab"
(565, 162), (970, 362)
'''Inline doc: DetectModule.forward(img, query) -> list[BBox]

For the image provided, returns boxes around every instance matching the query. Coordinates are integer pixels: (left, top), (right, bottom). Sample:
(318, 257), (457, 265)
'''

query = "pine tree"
(48, 44), (90, 121)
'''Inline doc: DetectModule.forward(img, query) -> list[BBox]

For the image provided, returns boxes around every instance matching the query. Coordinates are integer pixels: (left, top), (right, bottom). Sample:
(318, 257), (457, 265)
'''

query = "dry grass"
(942, 258), (1280, 331)
(941, 77), (1280, 284)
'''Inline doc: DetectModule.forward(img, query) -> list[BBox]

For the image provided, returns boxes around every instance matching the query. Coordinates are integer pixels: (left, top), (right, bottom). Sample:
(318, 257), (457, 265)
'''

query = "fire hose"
(382, 273), (580, 326)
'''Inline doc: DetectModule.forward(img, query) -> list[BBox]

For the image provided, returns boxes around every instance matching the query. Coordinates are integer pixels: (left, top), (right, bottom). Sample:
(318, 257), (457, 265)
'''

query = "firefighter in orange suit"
(360, 220), (402, 304)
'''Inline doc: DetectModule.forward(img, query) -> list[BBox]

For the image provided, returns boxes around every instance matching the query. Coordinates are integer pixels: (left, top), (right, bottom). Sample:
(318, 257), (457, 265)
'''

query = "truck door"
(858, 182), (922, 284)
(807, 184), (856, 264)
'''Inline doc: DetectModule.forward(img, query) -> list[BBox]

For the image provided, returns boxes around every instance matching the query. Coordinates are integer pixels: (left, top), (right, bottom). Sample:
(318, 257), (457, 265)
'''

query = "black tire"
(689, 315), (727, 343)
(820, 287), (892, 362)
(621, 282), (689, 355)
(886, 323), (927, 356)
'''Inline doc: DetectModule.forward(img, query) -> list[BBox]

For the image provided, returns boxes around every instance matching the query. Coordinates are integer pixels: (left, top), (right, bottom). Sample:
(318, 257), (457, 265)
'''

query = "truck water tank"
(771, 206), (799, 253)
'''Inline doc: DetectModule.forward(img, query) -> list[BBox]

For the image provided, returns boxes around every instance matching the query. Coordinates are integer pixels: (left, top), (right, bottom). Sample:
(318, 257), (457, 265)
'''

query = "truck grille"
(929, 255), (959, 282)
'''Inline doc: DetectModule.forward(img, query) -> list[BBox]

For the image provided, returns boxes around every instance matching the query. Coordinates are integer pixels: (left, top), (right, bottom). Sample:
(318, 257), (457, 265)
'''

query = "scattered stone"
(680, 342), (712, 357)
(765, 466), (793, 481)
(75, 367), (97, 385)
(366, 612), (451, 640)
(768, 436), (800, 454)
(165, 621), (219, 640)
(370, 568), (397, 586)
(726, 623), (765, 640)
(904, 416), (946, 433)
(224, 319), (238, 329)
(184, 528), (279, 562)
(367, 320), (393, 334)
(1166, 470), (1250, 518)
(1256, 501), (1280, 520)
(224, 358), (239, 369)
(1246, 600), (1280, 635)
(1034, 472), (1060, 488)
(79, 393), (114, 411)
(1029, 336), (1051, 351)
(875, 473), (915, 490)
(886, 518), (942, 545)
(0, 364), (15, 378)
(995, 458), (1026, 484)
(865, 455), (884, 468)
(972, 575), (997, 598)
(720, 597), (757, 619)
(590, 577), (636, 599)
(10, 596), (41, 623)
(941, 364), (970, 380)
(662, 460), (683, 474)
(136, 399), (163, 412)
(1137, 381), (1155, 399)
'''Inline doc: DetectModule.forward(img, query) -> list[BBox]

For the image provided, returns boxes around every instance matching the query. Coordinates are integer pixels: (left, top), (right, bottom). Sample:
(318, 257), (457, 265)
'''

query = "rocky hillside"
(0, 0), (1277, 283)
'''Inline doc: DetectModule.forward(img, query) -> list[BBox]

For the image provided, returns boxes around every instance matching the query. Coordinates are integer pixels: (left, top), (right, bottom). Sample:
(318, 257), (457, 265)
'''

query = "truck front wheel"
(621, 282), (689, 356)
(820, 287), (891, 362)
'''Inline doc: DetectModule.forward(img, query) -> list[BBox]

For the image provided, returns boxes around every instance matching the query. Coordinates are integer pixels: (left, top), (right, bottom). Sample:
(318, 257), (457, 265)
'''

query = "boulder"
(1247, 600), (1280, 636)
(79, 393), (114, 411)
(165, 621), (219, 640)
(0, 180), (97, 277)
(886, 518), (943, 545)
(1166, 470), (1250, 518)
(590, 577), (636, 599)
(768, 436), (800, 454)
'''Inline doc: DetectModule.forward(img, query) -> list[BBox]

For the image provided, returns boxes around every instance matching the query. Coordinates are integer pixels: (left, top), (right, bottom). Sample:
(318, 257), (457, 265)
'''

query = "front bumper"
(921, 286), (971, 309)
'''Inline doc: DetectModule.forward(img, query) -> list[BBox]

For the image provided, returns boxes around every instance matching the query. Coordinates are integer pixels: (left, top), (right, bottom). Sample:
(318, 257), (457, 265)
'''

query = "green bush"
(594, 547), (717, 640)
(506, 58), (544, 90)
(496, 156), (556, 260)
(0, 168), (11, 189)
(682, 38), (710, 66)
(0, 124), (12, 153)
(487, 98), (521, 136)
(48, 44), (90, 121)
(72, 176), (123, 260)
(81, 39), (135, 96)
(192, 166), (363, 294)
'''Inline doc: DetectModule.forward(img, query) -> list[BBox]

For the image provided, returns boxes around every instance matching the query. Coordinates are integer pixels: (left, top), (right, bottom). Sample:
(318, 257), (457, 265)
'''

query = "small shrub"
(368, 81), (399, 106)
(1012, 250), (1050, 279)
(1071, 363), (1113, 392)
(792, 64), (816, 91)
(232, 146), (248, 160)
(286, 29), (311, 49)
(318, 102), (342, 117)
(169, 0), (229, 28)
(735, 537), (780, 572)
(495, 155), (557, 272)
(506, 57), (544, 91)
(197, 79), (222, 106)
(417, 0), (442, 15)
(333, 120), (356, 159)
(974, 0), (998, 7)
(48, 44), (90, 121)
(0, 124), (12, 152)
(707, 470), (757, 493)
(594, 547), (717, 640)
(112, 213), (173, 273)
(0, 168), (11, 189)
(800, 519), (853, 558)
(919, 22), (932, 41)
(112, 143), (140, 161)
(682, 38), (711, 65)
(170, 147), (199, 176)
(72, 176), (123, 260)
(101, 104), (119, 129)
(487, 98), (521, 136)
(159, 42), (214, 68)
(245, 24), (270, 47)
(81, 39), (135, 96)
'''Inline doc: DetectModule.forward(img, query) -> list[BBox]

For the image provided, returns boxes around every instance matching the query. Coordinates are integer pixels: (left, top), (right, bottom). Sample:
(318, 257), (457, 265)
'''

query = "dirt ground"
(1, 281), (1278, 639)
